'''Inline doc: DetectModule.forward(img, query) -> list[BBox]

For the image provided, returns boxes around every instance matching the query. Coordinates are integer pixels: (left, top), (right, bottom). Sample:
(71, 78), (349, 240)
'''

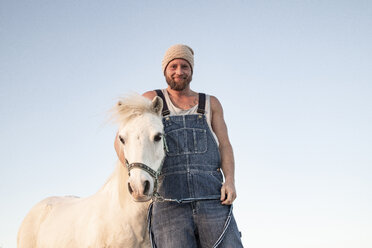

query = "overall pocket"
(165, 128), (207, 156)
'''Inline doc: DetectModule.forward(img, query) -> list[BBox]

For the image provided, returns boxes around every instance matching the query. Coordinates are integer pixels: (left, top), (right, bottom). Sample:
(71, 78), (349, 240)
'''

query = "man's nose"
(175, 66), (183, 75)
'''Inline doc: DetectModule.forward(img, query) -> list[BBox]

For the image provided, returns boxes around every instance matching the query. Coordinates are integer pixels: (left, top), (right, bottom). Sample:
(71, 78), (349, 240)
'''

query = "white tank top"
(161, 89), (219, 145)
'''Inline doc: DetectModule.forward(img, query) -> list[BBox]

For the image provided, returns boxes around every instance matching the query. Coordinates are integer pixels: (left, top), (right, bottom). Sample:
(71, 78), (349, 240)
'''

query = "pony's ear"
(151, 96), (163, 116)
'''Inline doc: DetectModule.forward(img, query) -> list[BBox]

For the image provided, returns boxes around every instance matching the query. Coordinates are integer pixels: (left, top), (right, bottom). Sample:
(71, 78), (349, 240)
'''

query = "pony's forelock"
(111, 94), (156, 126)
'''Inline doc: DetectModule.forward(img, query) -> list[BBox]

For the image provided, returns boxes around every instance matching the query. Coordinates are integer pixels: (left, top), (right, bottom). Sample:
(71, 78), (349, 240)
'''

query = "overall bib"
(150, 90), (243, 248)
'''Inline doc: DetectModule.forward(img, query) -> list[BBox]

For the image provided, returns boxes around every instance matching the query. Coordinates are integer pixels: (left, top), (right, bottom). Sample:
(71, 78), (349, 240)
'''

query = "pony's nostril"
(128, 182), (133, 194)
(143, 180), (150, 195)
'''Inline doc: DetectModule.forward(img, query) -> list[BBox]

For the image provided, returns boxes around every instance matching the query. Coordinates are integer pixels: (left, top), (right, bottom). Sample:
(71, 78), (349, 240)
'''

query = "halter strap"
(126, 159), (159, 178)
(154, 90), (206, 116)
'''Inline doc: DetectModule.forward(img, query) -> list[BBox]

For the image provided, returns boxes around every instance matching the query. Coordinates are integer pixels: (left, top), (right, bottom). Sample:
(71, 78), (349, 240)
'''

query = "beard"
(166, 74), (192, 91)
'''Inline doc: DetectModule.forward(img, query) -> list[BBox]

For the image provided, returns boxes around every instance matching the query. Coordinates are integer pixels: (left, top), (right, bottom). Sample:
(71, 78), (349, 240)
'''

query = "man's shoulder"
(208, 95), (223, 113)
(208, 95), (220, 105)
(142, 90), (158, 100)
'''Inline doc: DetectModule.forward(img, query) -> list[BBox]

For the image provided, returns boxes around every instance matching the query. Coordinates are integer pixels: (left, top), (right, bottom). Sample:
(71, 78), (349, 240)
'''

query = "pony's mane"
(112, 94), (156, 126)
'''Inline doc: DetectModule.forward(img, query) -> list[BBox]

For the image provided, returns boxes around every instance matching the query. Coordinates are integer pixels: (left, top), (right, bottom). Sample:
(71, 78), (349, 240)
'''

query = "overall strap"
(155, 89), (170, 116)
(197, 93), (206, 114)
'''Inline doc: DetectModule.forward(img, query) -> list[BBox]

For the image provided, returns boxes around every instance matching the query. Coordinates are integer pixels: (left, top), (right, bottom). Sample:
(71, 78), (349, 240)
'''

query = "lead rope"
(147, 197), (233, 248)
(211, 204), (233, 248)
(147, 202), (155, 248)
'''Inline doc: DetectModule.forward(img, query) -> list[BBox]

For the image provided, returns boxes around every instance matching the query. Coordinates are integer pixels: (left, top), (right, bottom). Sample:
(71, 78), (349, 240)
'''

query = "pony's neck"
(99, 161), (149, 212)
(92, 162), (150, 245)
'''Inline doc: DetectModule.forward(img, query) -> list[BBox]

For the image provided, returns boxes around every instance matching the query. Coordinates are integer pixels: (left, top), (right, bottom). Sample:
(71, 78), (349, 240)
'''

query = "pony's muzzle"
(127, 172), (154, 202)
(127, 180), (150, 196)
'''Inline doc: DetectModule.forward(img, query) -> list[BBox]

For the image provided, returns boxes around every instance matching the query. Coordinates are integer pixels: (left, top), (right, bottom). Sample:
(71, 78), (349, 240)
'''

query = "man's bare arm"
(210, 96), (237, 205)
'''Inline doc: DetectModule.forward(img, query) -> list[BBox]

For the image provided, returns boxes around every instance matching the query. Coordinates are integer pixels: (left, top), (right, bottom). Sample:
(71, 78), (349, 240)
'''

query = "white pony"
(18, 95), (165, 248)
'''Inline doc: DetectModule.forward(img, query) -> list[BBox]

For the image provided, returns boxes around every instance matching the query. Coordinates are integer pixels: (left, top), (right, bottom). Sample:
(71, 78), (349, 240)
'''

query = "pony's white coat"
(17, 95), (165, 248)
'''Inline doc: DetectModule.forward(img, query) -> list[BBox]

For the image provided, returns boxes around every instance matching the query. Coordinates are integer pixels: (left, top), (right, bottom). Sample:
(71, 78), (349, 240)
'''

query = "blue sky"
(1, 0), (371, 247)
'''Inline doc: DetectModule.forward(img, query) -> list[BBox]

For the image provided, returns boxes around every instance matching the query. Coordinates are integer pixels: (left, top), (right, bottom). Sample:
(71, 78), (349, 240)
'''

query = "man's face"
(165, 59), (192, 91)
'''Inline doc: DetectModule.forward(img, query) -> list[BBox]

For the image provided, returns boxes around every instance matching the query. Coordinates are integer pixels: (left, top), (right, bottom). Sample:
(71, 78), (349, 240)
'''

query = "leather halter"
(126, 160), (159, 179)
(125, 158), (163, 198)
(124, 136), (168, 197)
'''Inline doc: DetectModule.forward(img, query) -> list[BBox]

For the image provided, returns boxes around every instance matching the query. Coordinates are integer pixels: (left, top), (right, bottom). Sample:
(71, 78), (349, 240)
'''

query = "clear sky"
(1, 0), (371, 247)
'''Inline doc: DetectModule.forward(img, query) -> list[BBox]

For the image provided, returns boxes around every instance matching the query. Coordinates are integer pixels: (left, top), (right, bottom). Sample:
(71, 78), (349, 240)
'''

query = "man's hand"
(220, 180), (237, 205)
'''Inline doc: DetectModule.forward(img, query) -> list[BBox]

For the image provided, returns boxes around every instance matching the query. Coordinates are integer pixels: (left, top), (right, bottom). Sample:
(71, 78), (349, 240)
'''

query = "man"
(115, 44), (243, 247)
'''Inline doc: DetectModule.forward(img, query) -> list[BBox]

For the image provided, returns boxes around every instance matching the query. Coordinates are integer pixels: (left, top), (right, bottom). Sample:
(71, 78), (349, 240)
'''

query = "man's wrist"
(224, 177), (235, 184)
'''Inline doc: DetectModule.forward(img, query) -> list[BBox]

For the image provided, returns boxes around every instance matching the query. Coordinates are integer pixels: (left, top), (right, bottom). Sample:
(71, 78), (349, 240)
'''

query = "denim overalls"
(149, 90), (243, 248)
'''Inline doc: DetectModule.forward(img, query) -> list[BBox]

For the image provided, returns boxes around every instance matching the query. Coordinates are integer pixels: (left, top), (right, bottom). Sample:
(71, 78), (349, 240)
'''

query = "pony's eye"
(119, 135), (125, 145)
(154, 133), (162, 142)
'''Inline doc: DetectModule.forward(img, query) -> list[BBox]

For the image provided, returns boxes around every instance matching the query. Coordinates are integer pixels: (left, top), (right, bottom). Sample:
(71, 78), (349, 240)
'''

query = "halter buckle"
(152, 192), (165, 202)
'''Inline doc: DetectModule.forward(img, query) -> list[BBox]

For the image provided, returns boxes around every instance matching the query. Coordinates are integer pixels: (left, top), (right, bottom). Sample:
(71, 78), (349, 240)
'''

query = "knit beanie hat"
(162, 44), (194, 74)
